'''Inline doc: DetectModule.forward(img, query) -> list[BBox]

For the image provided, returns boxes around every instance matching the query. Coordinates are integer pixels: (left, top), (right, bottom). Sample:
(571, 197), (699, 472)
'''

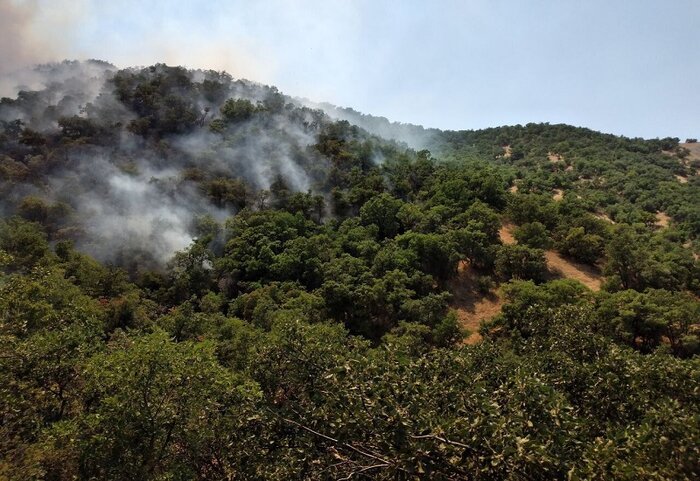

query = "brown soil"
(655, 211), (671, 228)
(548, 152), (563, 163)
(500, 223), (603, 291)
(448, 261), (503, 345)
(553, 189), (564, 201)
(680, 142), (700, 162)
(450, 222), (605, 343)
(545, 251), (603, 291)
(594, 212), (615, 224)
(450, 224), (515, 344)
(502, 145), (512, 159)
(499, 223), (516, 245)
(675, 175), (689, 184)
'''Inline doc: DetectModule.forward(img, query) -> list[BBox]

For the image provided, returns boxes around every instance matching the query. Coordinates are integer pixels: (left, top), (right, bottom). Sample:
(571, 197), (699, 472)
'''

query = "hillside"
(1, 61), (698, 480)
(680, 141), (700, 165)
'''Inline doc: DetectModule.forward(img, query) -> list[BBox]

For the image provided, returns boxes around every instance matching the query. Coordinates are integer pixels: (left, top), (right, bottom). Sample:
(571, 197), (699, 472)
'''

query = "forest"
(0, 61), (698, 480)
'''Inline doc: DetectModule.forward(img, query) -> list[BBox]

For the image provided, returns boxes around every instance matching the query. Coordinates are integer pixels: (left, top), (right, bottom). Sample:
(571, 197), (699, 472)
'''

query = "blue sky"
(5, 0), (700, 139)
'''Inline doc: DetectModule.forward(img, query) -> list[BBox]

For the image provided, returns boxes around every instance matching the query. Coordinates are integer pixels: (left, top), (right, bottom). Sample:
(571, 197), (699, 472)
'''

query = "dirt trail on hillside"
(450, 223), (604, 344)
(545, 251), (602, 291)
(501, 223), (603, 290)
(448, 261), (502, 345)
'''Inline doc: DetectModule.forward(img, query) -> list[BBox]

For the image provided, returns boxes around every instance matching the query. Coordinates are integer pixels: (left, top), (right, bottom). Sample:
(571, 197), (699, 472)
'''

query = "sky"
(1, 0), (698, 139)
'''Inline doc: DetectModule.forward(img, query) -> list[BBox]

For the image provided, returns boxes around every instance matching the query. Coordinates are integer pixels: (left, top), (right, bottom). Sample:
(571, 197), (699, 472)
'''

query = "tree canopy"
(0, 61), (697, 480)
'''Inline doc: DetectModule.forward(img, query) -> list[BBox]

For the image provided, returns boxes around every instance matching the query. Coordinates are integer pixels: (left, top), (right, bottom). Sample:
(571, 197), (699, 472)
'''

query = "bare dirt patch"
(501, 223), (603, 290)
(553, 189), (564, 201)
(508, 184), (518, 193)
(655, 211), (671, 228)
(448, 261), (503, 345)
(680, 142), (700, 162)
(451, 223), (605, 341)
(499, 223), (516, 245)
(545, 251), (603, 291)
(548, 152), (563, 163)
(675, 175), (689, 184)
(594, 212), (615, 224)
(501, 145), (512, 159)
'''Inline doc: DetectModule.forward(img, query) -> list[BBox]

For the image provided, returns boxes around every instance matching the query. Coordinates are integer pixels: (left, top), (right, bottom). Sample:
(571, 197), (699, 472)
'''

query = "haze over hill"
(2, 1), (699, 477)
(1, 56), (699, 480)
(2, 60), (696, 266)
(2, 1), (699, 139)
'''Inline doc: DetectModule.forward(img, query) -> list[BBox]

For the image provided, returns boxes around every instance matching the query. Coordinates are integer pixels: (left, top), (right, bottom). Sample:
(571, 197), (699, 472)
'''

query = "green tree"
(73, 331), (260, 480)
(514, 221), (550, 249)
(359, 193), (404, 239)
(495, 244), (548, 282)
(0, 218), (53, 271)
(557, 226), (604, 264)
(220, 98), (256, 122)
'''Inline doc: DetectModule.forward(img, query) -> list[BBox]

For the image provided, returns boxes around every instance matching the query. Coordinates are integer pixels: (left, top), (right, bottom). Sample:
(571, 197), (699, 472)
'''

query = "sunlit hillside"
(1, 61), (698, 480)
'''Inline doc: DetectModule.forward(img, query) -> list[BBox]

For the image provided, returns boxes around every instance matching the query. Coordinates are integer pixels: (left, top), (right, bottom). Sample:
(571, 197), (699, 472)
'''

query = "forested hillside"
(1, 61), (698, 480)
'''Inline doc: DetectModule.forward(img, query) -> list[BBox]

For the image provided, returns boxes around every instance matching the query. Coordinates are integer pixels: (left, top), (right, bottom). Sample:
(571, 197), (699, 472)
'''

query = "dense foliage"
(0, 61), (698, 479)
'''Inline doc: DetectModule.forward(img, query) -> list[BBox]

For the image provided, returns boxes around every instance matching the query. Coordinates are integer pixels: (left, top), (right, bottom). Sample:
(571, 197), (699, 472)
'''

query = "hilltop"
(0, 61), (698, 480)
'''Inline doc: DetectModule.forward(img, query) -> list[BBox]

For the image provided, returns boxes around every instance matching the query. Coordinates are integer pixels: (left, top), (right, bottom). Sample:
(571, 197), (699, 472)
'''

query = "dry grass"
(548, 152), (563, 163)
(509, 184), (518, 193)
(680, 142), (700, 162)
(502, 145), (512, 159)
(448, 261), (503, 345)
(501, 223), (603, 291)
(553, 189), (564, 201)
(594, 212), (615, 224)
(449, 222), (606, 344)
(676, 175), (689, 184)
(655, 211), (671, 228)
(545, 251), (603, 291)
(499, 223), (516, 245)
(682, 241), (699, 260)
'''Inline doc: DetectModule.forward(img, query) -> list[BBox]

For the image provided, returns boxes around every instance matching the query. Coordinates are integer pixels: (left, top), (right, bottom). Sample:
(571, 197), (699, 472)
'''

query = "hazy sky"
(2, 0), (698, 139)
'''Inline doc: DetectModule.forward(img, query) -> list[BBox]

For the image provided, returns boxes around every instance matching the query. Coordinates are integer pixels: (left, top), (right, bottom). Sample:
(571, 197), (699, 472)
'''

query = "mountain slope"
(0, 61), (698, 480)
(1, 61), (414, 264)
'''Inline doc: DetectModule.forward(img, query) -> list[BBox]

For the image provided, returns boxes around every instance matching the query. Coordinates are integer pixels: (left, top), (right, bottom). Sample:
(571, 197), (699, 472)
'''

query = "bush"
(476, 274), (495, 293)
(220, 98), (256, 122)
(514, 221), (550, 249)
(557, 226), (604, 264)
(495, 244), (548, 282)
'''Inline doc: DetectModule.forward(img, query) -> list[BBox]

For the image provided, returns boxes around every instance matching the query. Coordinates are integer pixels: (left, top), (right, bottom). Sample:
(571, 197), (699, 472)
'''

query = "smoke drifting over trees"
(2, 60), (697, 271)
(1, 57), (699, 480)
(0, 60), (406, 266)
